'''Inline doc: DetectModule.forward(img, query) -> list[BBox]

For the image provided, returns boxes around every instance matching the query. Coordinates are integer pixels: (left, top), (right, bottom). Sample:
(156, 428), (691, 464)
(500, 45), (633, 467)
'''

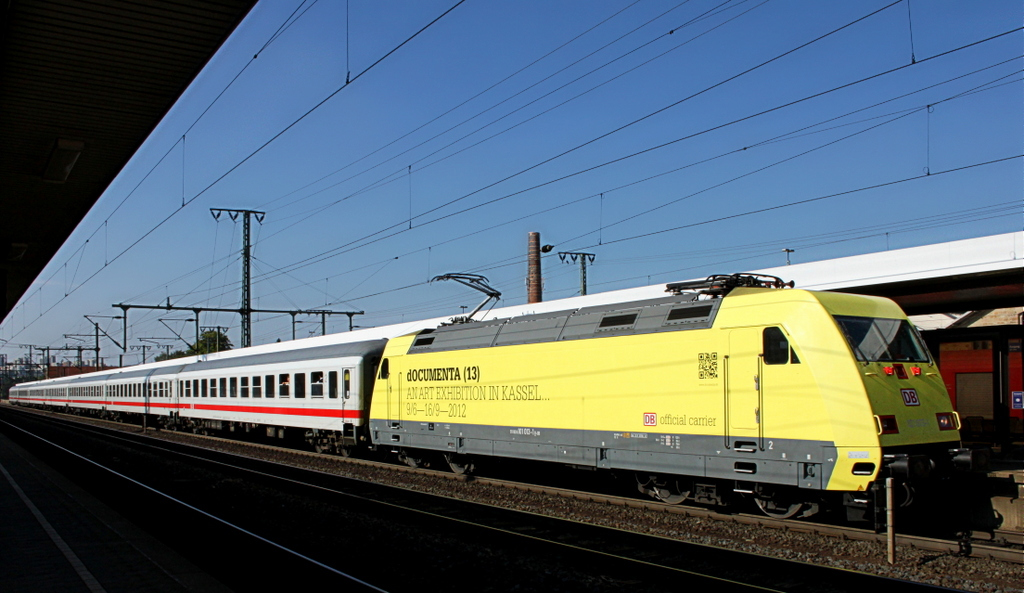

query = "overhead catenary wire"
(8, 5), (1020, 351)
(260, 0), (748, 220)
(258, 0), (652, 212)
(0, 2), (468, 343)
(189, 55), (1021, 317)
(254, 0), (776, 240)
(132, 0), (779, 309)
(237, 37), (1021, 291)
(27, 0), (321, 299)
(240, 2), (920, 285)
(251, 155), (1021, 331)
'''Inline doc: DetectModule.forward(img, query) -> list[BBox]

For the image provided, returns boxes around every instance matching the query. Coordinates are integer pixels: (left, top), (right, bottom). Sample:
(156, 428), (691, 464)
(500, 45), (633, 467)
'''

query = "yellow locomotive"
(369, 274), (984, 521)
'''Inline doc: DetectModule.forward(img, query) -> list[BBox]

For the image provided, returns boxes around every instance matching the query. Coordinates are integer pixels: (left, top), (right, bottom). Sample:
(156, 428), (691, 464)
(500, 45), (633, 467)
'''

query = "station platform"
(988, 460), (1024, 534)
(0, 430), (230, 593)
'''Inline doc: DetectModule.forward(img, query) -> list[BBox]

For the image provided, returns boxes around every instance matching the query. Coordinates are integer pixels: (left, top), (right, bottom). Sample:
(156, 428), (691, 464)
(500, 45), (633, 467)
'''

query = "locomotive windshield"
(833, 316), (930, 363)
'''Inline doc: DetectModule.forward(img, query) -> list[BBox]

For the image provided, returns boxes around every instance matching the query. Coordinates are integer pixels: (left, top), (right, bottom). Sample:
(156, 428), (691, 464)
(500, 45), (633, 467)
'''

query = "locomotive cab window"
(834, 315), (929, 363)
(763, 327), (790, 365)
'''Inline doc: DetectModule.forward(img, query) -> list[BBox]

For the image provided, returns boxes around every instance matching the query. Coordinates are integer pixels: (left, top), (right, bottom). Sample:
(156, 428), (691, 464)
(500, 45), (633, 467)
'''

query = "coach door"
(727, 328), (762, 447)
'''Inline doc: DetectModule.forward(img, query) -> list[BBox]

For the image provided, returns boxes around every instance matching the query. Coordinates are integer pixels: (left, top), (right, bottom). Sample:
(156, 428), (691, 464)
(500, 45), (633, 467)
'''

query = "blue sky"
(2, 0), (1021, 364)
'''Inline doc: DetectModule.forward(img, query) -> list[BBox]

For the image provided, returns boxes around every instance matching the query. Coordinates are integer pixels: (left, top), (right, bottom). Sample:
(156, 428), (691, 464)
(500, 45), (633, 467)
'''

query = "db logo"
(901, 389), (920, 406)
(643, 413), (657, 426)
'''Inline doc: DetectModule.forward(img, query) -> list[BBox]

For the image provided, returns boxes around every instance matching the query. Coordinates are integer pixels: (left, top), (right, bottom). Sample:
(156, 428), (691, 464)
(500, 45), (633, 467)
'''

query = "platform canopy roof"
(754, 232), (1024, 316)
(469, 232), (1024, 321)
(0, 0), (258, 322)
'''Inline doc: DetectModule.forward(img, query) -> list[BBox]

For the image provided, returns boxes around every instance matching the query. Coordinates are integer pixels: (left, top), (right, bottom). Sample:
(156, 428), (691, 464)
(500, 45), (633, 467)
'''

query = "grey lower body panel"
(371, 419), (836, 489)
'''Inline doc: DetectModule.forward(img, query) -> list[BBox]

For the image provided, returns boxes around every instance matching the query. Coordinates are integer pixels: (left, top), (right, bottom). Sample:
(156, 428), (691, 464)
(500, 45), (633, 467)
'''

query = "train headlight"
(935, 412), (957, 431)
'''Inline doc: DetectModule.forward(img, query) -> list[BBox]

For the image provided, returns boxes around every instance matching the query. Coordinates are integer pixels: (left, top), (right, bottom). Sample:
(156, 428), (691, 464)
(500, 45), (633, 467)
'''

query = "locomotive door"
(383, 358), (402, 426)
(727, 328), (762, 441)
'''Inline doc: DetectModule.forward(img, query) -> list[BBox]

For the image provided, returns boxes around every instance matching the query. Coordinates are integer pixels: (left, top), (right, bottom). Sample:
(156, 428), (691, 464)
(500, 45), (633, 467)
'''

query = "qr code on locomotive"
(698, 352), (718, 379)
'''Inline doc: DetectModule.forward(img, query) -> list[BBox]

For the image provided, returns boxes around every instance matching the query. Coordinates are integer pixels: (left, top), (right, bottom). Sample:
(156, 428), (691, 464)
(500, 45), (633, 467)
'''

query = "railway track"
(4, 404), (1022, 591)
(93, 412), (1023, 565)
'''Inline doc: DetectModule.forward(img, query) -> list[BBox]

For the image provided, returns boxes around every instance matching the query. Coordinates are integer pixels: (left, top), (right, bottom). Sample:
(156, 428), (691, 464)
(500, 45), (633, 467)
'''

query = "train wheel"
(338, 446), (355, 458)
(636, 474), (689, 505)
(754, 497), (806, 519)
(445, 453), (474, 475)
(398, 450), (424, 469)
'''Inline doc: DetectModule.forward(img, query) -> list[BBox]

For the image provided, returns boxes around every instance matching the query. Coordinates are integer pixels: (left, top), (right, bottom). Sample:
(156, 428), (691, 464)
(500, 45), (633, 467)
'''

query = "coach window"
(265, 375), (275, 398)
(311, 372), (324, 397)
(279, 374), (290, 397)
(252, 376), (262, 398)
(220, 378), (227, 398)
(230, 377), (238, 398)
(295, 373), (306, 398)
(240, 377), (249, 398)
(209, 378), (218, 398)
(328, 371), (338, 399)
